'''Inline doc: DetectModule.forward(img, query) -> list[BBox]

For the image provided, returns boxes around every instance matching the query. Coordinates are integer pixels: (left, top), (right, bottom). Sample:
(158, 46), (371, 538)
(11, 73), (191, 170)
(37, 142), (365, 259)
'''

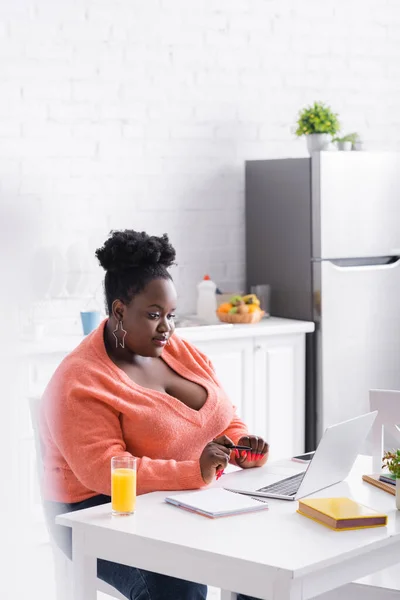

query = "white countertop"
(21, 317), (314, 356)
(178, 317), (314, 342)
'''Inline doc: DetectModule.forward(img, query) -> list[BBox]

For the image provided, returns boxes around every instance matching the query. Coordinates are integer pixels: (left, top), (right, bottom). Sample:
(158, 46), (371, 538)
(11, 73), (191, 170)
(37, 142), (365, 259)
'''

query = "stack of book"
(362, 473), (396, 496)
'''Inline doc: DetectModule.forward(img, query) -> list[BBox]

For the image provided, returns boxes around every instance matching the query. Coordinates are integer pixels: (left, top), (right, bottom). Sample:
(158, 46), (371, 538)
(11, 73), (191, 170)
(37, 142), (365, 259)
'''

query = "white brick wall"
(1, 0), (400, 333)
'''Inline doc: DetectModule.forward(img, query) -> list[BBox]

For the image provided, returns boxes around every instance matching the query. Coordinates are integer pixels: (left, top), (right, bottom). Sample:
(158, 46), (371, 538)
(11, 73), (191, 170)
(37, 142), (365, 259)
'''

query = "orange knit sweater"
(40, 320), (248, 503)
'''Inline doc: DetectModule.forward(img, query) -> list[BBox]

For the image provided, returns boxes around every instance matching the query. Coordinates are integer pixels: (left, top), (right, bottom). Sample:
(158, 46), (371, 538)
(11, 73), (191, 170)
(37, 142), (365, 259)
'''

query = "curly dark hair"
(95, 230), (176, 314)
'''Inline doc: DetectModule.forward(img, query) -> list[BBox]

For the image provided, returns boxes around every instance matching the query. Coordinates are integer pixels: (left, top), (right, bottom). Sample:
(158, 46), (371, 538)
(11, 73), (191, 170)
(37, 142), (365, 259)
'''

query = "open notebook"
(165, 488), (269, 518)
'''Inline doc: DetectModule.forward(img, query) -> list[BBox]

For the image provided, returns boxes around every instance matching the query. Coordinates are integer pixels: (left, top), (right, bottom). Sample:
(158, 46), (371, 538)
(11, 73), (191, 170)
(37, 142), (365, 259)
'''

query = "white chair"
(319, 389), (400, 600)
(29, 396), (126, 600)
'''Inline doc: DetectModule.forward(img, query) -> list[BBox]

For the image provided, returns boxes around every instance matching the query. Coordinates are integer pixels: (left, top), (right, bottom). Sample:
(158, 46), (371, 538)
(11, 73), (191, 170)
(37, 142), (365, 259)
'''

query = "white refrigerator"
(245, 152), (400, 448)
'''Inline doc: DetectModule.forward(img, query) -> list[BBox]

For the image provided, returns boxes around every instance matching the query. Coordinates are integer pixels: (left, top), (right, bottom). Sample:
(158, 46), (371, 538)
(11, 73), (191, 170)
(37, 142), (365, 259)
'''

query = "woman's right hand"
(199, 436), (232, 484)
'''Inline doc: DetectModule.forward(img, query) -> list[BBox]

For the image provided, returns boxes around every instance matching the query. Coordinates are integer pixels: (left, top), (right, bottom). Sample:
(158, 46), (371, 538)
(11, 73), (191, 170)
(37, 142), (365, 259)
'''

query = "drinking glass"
(250, 284), (271, 315)
(111, 456), (137, 516)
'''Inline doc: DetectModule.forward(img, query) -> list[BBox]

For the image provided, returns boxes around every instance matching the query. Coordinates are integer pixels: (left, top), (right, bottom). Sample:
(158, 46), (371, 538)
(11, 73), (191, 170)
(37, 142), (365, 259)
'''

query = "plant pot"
(306, 134), (331, 155)
(397, 478), (400, 510)
(337, 141), (352, 151)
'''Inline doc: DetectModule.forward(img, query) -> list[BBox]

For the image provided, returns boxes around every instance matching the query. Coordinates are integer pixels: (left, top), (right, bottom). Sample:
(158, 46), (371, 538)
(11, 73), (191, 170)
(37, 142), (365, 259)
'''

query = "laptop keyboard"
(257, 471), (306, 496)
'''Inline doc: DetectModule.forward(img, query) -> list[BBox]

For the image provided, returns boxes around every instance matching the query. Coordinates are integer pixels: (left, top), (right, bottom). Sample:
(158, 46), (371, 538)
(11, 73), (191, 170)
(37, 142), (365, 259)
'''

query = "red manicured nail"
(257, 453), (262, 460)
(251, 453), (255, 462)
(241, 451), (246, 458)
(235, 449), (240, 458)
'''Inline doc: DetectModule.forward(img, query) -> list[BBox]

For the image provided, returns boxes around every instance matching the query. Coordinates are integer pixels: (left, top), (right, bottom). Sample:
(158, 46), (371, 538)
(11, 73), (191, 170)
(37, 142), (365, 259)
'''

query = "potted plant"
(334, 132), (359, 151)
(382, 449), (400, 510)
(295, 101), (340, 155)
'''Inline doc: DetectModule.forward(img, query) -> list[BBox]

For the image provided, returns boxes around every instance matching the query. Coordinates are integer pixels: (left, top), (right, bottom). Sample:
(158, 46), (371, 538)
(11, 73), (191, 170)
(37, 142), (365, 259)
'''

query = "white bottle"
(196, 275), (218, 324)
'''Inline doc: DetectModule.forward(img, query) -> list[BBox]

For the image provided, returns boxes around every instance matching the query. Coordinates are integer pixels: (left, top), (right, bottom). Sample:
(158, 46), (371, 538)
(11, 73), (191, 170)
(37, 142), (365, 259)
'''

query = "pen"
(226, 444), (266, 461)
(215, 444), (266, 479)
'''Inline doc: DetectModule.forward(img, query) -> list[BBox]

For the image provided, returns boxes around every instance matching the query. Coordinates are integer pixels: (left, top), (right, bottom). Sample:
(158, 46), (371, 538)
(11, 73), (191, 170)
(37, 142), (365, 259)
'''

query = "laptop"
(224, 411), (377, 501)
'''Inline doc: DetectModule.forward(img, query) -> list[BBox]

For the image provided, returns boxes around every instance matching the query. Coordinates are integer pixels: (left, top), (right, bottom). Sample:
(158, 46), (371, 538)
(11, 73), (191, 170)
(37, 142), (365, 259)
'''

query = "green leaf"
(334, 132), (359, 143)
(294, 101), (340, 137)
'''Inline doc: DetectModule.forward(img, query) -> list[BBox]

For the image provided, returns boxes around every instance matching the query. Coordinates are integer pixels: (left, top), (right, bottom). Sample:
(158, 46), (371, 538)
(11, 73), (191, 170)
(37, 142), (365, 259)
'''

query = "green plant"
(295, 101), (340, 137)
(334, 132), (359, 143)
(382, 449), (400, 478)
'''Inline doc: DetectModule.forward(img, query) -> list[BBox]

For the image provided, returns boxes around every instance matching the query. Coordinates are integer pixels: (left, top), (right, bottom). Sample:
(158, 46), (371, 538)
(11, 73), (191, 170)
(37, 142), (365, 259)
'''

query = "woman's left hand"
(234, 435), (269, 469)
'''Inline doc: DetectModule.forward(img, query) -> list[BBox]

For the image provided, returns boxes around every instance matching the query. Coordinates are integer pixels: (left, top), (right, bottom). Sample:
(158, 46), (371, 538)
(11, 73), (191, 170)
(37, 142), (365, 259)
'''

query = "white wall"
(1, 0), (400, 332)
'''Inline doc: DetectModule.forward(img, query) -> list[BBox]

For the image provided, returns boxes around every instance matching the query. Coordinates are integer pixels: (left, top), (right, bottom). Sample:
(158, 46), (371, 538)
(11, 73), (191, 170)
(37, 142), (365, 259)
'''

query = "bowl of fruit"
(216, 294), (265, 324)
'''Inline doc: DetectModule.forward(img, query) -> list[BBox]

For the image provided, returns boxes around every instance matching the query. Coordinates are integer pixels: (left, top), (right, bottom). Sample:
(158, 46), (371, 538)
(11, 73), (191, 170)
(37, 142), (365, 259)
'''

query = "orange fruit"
(217, 302), (232, 314)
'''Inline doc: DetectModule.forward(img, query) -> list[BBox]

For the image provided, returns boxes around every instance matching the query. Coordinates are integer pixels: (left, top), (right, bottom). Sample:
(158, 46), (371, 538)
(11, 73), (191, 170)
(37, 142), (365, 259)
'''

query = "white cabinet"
(253, 334), (306, 459)
(193, 326), (310, 460)
(195, 338), (254, 425)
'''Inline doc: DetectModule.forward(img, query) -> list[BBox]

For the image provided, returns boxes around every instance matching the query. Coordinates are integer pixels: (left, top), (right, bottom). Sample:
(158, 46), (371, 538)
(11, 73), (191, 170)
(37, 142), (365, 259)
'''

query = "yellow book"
(297, 497), (387, 531)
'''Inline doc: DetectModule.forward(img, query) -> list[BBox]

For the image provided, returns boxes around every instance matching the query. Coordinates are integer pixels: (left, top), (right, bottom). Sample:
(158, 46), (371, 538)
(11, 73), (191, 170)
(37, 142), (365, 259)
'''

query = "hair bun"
(95, 230), (176, 272)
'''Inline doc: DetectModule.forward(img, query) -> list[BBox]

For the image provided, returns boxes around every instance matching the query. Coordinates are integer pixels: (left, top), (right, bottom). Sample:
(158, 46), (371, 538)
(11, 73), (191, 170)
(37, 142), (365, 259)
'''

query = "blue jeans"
(44, 494), (257, 600)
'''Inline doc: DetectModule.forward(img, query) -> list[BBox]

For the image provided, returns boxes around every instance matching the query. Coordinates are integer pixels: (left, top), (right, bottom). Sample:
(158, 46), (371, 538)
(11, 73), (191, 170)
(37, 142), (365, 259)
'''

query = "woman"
(41, 229), (269, 600)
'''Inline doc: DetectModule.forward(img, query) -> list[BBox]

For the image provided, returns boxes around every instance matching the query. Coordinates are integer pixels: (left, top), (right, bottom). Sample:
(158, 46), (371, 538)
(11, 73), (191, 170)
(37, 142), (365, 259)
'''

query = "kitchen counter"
(20, 317), (314, 356)
(178, 317), (314, 342)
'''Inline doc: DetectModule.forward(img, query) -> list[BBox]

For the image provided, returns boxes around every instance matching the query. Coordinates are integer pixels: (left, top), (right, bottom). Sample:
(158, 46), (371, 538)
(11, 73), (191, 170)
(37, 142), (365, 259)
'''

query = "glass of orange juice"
(111, 456), (137, 516)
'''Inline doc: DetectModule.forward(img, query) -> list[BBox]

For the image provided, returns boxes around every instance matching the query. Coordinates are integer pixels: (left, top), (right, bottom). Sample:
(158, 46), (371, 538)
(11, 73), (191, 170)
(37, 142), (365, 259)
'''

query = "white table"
(57, 457), (400, 600)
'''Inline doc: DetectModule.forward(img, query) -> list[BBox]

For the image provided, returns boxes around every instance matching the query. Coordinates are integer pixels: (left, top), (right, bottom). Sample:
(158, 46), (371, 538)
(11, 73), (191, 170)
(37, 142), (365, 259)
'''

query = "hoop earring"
(112, 319), (127, 349)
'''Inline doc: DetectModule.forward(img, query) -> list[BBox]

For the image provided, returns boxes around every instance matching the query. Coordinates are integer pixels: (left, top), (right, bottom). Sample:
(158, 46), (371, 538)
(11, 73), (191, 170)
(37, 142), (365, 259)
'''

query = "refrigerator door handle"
(328, 258), (400, 272)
